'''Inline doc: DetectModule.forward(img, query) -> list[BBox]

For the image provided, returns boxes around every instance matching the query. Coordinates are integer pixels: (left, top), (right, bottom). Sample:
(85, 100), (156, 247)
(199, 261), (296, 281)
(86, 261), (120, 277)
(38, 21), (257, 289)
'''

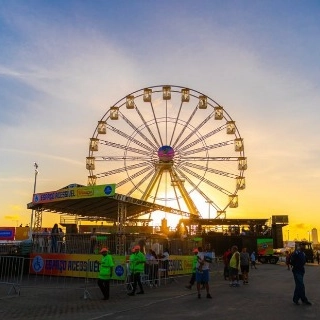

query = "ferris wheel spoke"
(183, 162), (239, 179)
(106, 124), (154, 152)
(126, 169), (155, 196)
(118, 165), (154, 189)
(120, 112), (158, 149)
(96, 156), (152, 161)
(176, 157), (237, 162)
(149, 101), (164, 146)
(135, 105), (161, 147)
(179, 140), (234, 156)
(178, 156), (241, 162)
(178, 125), (226, 153)
(175, 112), (216, 151)
(95, 162), (151, 178)
(168, 171), (183, 211)
(179, 164), (232, 195)
(99, 139), (151, 156)
(169, 101), (183, 146)
(175, 167), (221, 211)
(172, 106), (198, 149)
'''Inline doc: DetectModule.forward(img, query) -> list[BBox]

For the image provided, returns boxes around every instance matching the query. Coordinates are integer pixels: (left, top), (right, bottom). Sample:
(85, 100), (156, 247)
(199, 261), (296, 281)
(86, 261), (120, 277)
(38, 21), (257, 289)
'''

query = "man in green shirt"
(97, 247), (114, 300)
(128, 245), (146, 296)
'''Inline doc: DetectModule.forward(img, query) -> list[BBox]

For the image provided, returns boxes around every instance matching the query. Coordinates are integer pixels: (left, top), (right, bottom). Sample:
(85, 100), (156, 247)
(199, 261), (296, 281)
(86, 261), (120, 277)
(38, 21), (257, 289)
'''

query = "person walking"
(195, 246), (212, 299)
(97, 247), (114, 300)
(240, 247), (250, 284)
(128, 245), (146, 296)
(229, 245), (240, 287)
(250, 251), (257, 269)
(185, 248), (198, 289)
(285, 251), (291, 270)
(223, 248), (232, 280)
(290, 243), (312, 305)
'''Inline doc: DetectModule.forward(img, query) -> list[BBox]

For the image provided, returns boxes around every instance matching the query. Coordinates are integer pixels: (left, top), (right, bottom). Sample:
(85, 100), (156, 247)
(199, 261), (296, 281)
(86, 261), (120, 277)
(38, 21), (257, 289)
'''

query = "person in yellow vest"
(128, 245), (146, 296)
(97, 247), (114, 300)
(229, 245), (241, 287)
(185, 248), (198, 289)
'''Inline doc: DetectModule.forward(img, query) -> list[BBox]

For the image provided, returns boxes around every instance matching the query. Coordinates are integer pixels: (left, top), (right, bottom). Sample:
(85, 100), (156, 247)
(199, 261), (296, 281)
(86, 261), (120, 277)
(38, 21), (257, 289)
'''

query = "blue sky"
(0, 0), (319, 240)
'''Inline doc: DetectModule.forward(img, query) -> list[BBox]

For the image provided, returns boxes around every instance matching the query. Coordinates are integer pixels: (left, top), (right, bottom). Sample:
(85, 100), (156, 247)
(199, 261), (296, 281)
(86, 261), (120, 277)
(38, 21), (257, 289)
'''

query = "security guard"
(97, 247), (114, 300)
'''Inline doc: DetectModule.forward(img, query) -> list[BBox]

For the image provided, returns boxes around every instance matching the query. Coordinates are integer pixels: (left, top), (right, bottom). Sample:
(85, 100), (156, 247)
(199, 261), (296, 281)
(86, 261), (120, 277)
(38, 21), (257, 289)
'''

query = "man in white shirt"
(196, 245), (212, 299)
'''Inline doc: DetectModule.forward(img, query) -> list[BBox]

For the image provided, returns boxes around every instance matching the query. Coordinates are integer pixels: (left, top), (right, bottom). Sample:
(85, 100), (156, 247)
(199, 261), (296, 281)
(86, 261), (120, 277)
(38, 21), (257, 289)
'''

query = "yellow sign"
(32, 184), (116, 204)
(28, 254), (194, 279)
(29, 253), (127, 280)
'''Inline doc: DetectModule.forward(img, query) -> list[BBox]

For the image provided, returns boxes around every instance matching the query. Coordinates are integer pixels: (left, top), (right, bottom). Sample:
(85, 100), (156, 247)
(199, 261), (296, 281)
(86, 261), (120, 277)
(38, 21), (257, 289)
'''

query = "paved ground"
(0, 262), (319, 320)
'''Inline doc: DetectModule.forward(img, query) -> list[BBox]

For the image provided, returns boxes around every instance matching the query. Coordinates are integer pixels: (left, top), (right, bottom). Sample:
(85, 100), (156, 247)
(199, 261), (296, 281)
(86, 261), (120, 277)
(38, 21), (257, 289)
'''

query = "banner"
(28, 254), (194, 279)
(29, 253), (127, 280)
(257, 238), (274, 255)
(32, 184), (116, 204)
(0, 227), (15, 240)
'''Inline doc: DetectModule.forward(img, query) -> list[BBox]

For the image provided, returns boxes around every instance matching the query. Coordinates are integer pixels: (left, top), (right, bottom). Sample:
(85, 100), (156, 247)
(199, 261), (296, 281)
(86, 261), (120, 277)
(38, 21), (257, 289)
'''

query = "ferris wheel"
(86, 85), (247, 220)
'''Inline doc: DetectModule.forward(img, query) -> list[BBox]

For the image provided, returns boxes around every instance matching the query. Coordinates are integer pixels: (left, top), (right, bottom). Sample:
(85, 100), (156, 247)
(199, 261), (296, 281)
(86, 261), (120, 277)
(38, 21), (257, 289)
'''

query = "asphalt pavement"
(0, 262), (319, 320)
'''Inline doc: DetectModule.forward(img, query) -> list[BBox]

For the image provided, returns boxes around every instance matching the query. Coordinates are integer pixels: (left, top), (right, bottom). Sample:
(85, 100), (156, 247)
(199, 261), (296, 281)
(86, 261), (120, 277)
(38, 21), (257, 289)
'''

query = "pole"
(30, 162), (39, 238)
(205, 200), (213, 219)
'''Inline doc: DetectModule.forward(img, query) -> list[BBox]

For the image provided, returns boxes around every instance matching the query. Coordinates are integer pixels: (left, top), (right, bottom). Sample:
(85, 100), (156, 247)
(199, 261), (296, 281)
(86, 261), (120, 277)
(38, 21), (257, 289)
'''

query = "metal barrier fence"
(31, 233), (153, 255)
(0, 242), (20, 255)
(0, 255), (224, 299)
(0, 256), (24, 296)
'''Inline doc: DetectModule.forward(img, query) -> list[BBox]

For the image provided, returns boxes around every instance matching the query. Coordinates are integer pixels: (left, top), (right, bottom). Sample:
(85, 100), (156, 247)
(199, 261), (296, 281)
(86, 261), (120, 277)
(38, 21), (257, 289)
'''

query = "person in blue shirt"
(290, 243), (312, 305)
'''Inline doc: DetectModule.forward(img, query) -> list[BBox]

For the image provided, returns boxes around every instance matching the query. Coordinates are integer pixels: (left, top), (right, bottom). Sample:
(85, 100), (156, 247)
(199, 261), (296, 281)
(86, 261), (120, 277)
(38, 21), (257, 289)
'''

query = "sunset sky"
(0, 1), (319, 242)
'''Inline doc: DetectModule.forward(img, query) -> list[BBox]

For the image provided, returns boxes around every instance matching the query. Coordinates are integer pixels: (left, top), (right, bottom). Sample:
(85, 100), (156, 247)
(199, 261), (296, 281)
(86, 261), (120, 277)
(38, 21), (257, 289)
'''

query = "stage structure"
(27, 183), (192, 254)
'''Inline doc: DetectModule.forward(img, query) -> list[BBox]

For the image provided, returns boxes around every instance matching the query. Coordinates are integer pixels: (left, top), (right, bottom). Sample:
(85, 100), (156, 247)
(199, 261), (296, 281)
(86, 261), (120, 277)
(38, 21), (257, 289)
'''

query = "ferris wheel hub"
(157, 145), (175, 162)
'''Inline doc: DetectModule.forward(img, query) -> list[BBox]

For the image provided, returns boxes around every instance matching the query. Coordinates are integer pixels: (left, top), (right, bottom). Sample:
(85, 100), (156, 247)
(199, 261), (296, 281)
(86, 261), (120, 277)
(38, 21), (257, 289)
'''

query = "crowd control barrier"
(0, 256), (24, 296)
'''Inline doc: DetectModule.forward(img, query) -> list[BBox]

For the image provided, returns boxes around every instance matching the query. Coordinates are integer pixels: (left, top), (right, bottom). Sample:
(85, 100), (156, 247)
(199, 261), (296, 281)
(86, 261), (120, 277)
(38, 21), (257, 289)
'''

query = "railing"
(0, 256), (24, 296)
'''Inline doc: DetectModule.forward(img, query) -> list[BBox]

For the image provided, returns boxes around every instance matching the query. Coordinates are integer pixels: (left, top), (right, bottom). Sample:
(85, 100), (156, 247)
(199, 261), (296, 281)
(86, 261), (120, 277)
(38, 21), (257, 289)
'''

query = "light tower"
(29, 162), (39, 238)
(311, 228), (319, 244)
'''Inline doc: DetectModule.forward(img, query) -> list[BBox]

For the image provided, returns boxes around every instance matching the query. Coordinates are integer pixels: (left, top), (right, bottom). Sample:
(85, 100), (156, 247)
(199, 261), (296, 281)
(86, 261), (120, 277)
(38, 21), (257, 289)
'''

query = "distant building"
(311, 228), (318, 244)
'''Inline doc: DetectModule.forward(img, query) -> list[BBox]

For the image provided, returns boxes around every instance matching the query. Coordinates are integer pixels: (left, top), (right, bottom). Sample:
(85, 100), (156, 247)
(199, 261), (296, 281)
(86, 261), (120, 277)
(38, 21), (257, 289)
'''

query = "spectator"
(250, 251), (257, 269)
(229, 245), (240, 287)
(97, 247), (114, 300)
(240, 247), (250, 284)
(58, 228), (64, 253)
(285, 251), (291, 270)
(146, 249), (158, 287)
(196, 245), (212, 299)
(51, 223), (59, 253)
(290, 243), (312, 305)
(223, 248), (232, 280)
(160, 248), (170, 279)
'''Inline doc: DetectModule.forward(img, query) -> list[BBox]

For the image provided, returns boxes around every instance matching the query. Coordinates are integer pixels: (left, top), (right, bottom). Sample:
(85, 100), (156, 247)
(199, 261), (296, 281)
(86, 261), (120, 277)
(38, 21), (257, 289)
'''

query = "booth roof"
(27, 192), (193, 222)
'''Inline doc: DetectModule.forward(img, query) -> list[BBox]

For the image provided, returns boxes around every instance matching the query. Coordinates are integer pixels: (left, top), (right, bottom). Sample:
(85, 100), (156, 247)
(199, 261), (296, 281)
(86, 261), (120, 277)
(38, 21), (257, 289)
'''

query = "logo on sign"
(104, 185), (113, 195)
(115, 265), (124, 277)
(32, 256), (44, 273)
